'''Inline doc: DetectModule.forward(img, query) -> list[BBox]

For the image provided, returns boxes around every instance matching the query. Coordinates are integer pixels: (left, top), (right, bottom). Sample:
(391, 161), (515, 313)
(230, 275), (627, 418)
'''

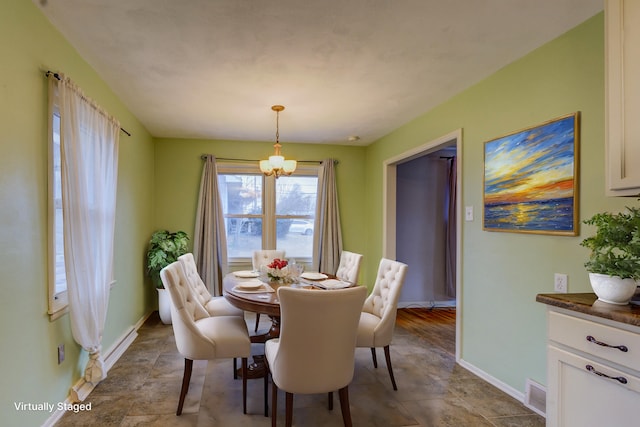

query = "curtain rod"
(200, 155), (338, 165)
(45, 71), (131, 137)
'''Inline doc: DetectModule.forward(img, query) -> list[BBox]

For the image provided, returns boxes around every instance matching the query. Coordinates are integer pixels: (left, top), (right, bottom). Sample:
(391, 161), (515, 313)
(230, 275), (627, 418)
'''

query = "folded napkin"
(315, 279), (352, 290)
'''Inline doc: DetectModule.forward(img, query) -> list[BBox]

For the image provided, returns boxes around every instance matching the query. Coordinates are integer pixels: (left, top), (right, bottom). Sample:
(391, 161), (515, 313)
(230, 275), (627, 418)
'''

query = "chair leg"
(271, 380), (278, 427)
(242, 357), (248, 414)
(383, 345), (398, 390)
(338, 386), (353, 427)
(285, 392), (294, 427)
(255, 313), (261, 332)
(264, 366), (269, 417)
(370, 347), (378, 368)
(233, 357), (238, 380)
(177, 358), (193, 415)
(328, 391), (333, 410)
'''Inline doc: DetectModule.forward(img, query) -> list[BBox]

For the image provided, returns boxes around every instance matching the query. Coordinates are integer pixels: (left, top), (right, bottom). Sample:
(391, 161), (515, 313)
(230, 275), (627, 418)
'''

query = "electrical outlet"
(554, 273), (568, 293)
(57, 344), (65, 364)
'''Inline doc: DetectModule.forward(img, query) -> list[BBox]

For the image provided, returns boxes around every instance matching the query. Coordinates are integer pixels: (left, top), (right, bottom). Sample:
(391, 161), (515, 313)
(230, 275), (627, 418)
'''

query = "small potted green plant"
(580, 204), (640, 304)
(146, 230), (189, 323)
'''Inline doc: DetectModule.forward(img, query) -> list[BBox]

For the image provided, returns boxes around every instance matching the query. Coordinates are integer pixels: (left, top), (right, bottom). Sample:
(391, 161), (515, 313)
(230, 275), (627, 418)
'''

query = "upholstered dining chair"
(160, 261), (253, 416)
(252, 249), (285, 332)
(178, 253), (243, 317)
(265, 286), (367, 427)
(335, 250), (363, 283)
(356, 258), (408, 391)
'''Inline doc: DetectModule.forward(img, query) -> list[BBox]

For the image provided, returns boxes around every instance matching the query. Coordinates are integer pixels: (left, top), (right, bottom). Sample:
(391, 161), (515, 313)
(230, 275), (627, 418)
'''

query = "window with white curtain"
(48, 95), (68, 319)
(217, 163), (319, 265)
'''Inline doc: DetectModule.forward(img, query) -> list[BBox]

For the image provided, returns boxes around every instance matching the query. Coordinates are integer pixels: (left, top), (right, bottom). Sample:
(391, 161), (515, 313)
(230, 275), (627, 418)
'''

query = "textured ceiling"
(35, 0), (602, 145)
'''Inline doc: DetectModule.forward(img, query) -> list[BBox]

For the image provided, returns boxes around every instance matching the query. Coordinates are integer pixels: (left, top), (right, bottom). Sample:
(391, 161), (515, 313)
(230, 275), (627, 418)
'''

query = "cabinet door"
(606, 0), (640, 196)
(547, 345), (640, 427)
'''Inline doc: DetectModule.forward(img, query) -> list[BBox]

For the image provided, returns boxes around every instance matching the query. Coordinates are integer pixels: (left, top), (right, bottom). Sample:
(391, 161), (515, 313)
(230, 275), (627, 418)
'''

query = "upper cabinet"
(606, 0), (640, 196)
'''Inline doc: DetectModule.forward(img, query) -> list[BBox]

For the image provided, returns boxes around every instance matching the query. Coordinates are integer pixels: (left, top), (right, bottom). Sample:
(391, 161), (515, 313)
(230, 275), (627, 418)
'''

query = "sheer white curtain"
(51, 74), (120, 385)
(314, 159), (342, 273)
(193, 155), (228, 295)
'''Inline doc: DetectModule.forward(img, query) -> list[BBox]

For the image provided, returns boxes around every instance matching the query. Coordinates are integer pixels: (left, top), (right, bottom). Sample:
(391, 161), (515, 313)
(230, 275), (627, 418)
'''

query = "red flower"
(267, 258), (288, 269)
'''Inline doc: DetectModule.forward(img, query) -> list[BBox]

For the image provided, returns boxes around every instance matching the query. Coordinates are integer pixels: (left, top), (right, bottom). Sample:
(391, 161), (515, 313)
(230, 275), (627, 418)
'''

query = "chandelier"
(259, 105), (296, 178)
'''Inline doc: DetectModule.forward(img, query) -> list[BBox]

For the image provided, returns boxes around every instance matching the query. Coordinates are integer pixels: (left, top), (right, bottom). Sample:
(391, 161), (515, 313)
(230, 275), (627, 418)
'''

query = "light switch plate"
(465, 206), (474, 221)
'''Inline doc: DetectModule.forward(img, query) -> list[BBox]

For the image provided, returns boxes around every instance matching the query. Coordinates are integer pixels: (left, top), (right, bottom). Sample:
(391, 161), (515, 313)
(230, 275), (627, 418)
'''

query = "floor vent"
(524, 378), (546, 417)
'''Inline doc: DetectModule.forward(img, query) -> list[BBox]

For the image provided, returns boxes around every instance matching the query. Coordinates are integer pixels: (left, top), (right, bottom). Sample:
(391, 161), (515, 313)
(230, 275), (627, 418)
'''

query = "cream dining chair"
(178, 253), (243, 317)
(251, 249), (285, 332)
(265, 286), (367, 427)
(160, 261), (253, 415)
(356, 258), (408, 390)
(335, 250), (363, 283)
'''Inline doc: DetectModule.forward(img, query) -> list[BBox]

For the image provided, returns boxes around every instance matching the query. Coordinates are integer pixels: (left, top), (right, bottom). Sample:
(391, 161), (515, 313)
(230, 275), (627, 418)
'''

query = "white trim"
(42, 311), (151, 427)
(382, 129), (463, 361)
(458, 359), (525, 403)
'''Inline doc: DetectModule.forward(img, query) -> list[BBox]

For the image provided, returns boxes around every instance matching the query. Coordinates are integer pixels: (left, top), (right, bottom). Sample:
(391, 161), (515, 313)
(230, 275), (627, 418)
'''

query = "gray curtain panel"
(193, 155), (228, 296)
(315, 159), (343, 274)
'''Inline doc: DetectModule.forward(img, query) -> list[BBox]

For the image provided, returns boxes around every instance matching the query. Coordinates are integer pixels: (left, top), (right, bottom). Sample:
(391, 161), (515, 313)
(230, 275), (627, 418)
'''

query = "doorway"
(383, 129), (462, 361)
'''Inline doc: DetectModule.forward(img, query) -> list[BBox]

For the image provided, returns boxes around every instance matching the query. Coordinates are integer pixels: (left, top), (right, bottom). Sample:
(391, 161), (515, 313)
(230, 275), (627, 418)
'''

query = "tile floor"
(55, 310), (544, 426)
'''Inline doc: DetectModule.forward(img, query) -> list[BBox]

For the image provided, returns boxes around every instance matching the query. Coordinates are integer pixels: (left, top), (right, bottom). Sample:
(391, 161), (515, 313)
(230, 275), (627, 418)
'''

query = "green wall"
(153, 138), (368, 274)
(0, 1), (155, 426)
(365, 13), (629, 393)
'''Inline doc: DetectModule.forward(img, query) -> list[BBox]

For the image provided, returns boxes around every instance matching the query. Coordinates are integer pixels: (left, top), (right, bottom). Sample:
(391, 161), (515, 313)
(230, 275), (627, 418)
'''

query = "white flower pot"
(157, 288), (172, 324)
(589, 273), (638, 305)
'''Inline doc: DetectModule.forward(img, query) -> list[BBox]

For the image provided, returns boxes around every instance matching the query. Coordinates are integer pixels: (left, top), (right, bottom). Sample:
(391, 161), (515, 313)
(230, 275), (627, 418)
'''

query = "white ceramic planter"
(589, 273), (638, 305)
(157, 288), (172, 324)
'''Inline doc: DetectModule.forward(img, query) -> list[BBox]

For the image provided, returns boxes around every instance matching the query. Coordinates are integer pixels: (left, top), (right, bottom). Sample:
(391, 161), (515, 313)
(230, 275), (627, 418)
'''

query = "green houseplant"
(580, 204), (640, 304)
(146, 230), (189, 289)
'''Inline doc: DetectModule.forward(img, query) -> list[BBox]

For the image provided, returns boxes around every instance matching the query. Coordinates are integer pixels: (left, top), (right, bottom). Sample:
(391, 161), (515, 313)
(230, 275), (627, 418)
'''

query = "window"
(48, 93), (68, 319)
(218, 163), (319, 264)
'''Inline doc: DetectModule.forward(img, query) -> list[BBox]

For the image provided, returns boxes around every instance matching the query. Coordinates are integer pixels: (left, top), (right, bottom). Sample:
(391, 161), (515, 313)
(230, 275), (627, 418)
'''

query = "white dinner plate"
(233, 270), (259, 278)
(236, 281), (263, 290)
(301, 272), (328, 280)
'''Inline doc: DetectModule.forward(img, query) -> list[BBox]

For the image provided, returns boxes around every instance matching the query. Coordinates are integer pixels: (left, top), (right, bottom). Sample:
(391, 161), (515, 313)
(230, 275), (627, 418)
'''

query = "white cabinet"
(546, 309), (640, 427)
(606, 0), (640, 196)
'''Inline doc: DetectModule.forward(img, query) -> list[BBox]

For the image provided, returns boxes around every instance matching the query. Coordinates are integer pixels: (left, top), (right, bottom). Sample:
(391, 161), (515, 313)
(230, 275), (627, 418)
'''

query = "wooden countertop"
(536, 292), (640, 327)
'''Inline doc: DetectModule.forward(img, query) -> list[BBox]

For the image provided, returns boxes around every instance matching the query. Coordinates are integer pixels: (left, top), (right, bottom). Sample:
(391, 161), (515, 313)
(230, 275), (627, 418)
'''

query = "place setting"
(231, 272), (275, 293)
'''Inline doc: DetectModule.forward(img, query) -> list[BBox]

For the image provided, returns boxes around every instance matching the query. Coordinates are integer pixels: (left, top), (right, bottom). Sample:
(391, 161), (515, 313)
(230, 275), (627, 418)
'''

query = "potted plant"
(146, 230), (189, 323)
(580, 204), (640, 304)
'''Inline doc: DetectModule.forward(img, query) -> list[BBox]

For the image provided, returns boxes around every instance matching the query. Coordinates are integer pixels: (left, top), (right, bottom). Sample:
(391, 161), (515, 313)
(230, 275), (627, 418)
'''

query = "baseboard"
(457, 358), (525, 403)
(398, 300), (456, 308)
(42, 311), (152, 427)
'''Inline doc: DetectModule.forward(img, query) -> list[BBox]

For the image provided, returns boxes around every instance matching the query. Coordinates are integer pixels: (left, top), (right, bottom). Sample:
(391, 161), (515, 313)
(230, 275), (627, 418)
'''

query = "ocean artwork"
(483, 113), (579, 235)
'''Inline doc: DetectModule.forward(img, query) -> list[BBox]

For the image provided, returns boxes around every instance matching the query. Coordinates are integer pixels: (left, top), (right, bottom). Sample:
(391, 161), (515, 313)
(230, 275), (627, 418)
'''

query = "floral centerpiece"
(265, 258), (295, 284)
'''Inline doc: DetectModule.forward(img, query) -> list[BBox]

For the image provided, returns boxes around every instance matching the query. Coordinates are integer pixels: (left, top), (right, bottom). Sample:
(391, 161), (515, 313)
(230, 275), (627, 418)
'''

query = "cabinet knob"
(586, 335), (628, 352)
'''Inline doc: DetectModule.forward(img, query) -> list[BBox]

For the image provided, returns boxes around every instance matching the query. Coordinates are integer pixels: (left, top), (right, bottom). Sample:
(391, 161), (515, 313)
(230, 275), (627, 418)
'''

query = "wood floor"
(396, 307), (456, 355)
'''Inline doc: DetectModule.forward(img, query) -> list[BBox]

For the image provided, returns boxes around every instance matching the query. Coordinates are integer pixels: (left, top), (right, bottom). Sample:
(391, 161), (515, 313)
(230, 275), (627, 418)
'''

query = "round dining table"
(223, 271), (354, 380)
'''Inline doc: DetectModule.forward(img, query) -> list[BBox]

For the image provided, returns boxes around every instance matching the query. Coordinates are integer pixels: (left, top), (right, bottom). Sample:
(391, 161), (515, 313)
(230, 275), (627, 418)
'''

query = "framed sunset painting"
(483, 112), (579, 235)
